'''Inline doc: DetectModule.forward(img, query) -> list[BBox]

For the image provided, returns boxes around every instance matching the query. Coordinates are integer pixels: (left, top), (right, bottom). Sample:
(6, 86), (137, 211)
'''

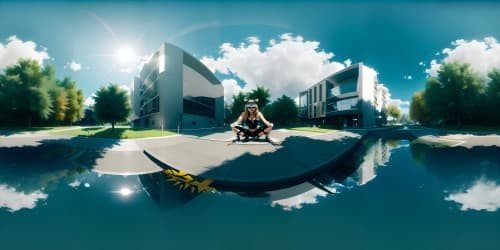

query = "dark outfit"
(234, 117), (268, 138)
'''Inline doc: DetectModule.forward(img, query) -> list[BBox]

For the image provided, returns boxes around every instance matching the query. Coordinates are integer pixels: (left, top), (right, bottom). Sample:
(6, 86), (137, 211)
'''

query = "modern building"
(298, 63), (390, 127)
(132, 43), (224, 130)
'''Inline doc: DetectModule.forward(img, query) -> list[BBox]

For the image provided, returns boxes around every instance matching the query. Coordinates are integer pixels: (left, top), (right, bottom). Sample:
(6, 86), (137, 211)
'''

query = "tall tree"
(436, 62), (483, 127)
(410, 91), (429, 125)
(93, 83), (131, 130)
(76, 89), (85, 121)
(48, 87), (67, 124)
(486, 69), (500, 125)
(247, 85), (271, 108)
(386, 105), (402, 120)
(230, 92), (246, 121)
(59, 77), (81, 125)
(43, 65), (67, 125)
(266, 95), (298, 126)
(2, 59), (52, 127)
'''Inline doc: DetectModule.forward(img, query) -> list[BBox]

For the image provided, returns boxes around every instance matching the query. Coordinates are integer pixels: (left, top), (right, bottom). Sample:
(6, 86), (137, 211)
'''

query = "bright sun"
(116, 46), (136, 62)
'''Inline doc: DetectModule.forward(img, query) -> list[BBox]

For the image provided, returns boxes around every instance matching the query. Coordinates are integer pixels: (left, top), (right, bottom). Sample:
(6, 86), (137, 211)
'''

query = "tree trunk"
(28, 114), (32, 128)
(112, 121), (115, 130)
(457, 108), (462, 128)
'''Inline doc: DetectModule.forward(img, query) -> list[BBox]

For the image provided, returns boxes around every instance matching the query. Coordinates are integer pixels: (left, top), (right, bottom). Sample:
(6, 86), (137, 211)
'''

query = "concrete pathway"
(0, 129), (365, 190)
(142, 130), (364, 190)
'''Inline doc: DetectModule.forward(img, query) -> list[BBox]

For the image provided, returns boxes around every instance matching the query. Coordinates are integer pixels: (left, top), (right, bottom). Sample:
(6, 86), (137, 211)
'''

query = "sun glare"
(116, 46), (136, 62)
(118, 187), (133, 197)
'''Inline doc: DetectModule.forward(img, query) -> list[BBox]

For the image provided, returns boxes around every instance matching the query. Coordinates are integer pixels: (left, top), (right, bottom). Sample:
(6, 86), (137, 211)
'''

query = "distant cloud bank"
(201, 33), (350, 102)
(426, 37), (500, 77)
(0, 35), (50, 70)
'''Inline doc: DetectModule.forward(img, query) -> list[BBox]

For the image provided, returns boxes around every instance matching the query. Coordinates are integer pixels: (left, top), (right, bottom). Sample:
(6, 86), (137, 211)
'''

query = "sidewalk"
(142, 129), (365, 191)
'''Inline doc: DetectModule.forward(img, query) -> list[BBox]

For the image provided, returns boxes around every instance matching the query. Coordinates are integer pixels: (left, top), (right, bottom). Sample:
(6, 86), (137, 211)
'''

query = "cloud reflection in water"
(445, 179), (500, 212)
(0, 184), (48, 212)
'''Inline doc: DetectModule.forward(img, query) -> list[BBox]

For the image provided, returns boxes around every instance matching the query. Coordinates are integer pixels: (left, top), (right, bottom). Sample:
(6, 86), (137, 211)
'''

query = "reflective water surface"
(1, 138), (500, 250)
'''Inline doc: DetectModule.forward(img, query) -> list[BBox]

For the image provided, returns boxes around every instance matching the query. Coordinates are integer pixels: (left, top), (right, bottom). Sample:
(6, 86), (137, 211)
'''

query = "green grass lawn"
(50, 126), (176, 139)
(287, 126), (337, 133)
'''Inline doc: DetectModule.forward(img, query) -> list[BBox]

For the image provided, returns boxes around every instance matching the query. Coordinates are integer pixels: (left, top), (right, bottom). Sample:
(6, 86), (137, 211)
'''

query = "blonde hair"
(241, 99), (260, 121)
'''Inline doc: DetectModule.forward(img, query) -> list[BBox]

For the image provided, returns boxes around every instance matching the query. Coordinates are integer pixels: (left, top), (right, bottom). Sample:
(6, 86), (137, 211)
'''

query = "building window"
(319, 84), (322, 101)
(314, 86), (317, 102)
(326, 80), (334, 98)
(331, 78), (358, 96)
(183, 96), (215, 117)
(313, 106), (317, 117)
(336, 97), (359, 111)
(338, 79), (357, 94)
(308, 89), (312, 104)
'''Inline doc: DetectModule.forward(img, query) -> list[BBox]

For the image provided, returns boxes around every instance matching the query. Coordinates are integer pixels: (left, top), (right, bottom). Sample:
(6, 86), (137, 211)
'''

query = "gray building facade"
(299, 63), (390, 128)
(132, 43), (224, 130)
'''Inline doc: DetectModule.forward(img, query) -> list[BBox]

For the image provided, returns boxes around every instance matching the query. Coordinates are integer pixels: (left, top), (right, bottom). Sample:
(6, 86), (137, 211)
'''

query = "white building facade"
(132, 43), (224, 130)
(298, 63), (390, 127)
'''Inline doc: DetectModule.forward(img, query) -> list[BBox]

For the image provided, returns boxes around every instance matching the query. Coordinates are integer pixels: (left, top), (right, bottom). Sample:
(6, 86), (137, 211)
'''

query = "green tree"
(93, 83), (131, 130)
(43, 65), (67, 125)
(48, 87), (67, 124)
(229, 92), (246, 121)
(410, 91), (429, 125)
(386, 105), (402, 121)
(76, 89), (85, 121)
(59, 77), (84, 125)
(247, 85), (271, 108)
(0, 74), (10, 123)
(435, 62), (483, 127)
(266, 95), (298, 126)
(423, 77), (446, 123)
(2, 59), (52, 127)
(486, 69), (500, 125)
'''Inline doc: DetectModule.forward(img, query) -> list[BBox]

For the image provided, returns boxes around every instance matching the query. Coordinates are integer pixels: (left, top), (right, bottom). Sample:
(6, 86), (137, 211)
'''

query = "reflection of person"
(230, 99), (274, 142)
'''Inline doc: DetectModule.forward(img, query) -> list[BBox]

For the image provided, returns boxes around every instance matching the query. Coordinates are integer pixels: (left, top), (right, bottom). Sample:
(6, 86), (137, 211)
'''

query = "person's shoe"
(243, 136), (249, 142)
(265, 135), (272, 142)
(235, 134), (240, 142)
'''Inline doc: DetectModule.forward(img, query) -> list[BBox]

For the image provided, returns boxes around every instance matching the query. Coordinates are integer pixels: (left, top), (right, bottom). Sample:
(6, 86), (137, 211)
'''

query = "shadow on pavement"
(0, 136), (121, 192)
(192, 134), (361, 192)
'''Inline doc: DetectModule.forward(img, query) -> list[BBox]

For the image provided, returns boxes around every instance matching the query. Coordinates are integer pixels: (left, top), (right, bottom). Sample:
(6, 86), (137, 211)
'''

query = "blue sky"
(1, 0), (500, 113)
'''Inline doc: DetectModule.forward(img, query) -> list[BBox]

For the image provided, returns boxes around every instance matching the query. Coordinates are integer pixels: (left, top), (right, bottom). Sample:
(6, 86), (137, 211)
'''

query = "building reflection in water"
(355, 138), (392, 185)
(268, 138), (394, 211)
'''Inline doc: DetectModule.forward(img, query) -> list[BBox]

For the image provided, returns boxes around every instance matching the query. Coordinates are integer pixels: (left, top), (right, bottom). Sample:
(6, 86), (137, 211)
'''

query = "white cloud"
(221, 78), (243, 102)
(403, 75), (413, 80)
(390, 98), (410, 114)
(0, 184), (48, 213)
(201, 34), (347, 100)
(119, 84), (131, 95)
(0, 35), (50, 70)
(445, 179), (500, 212)
(84, 95), (95, 107)
(271, 186), (330, 211)
(344, 59), (352, 67)
(419, 61), (425, 66)
(64, 61), (82, 71)
(426, 37), (500, 77)
(426, 59), (440, 77)
(68, 180), (81, 188)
